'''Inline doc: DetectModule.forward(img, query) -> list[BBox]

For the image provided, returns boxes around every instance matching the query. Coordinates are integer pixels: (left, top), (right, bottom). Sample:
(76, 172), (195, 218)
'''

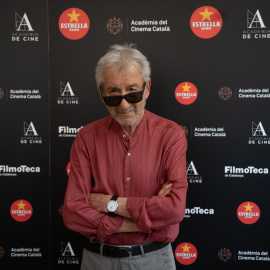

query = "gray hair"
(95, 43), (151, 87)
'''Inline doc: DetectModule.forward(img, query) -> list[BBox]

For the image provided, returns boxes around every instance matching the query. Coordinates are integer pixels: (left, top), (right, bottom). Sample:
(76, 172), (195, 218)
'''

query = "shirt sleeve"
(126, 130), (188, 233)
(63, 132), (123, 242)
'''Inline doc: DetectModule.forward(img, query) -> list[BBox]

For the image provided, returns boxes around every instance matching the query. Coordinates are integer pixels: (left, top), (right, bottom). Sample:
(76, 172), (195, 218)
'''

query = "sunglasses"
(102, 90), (145, 107)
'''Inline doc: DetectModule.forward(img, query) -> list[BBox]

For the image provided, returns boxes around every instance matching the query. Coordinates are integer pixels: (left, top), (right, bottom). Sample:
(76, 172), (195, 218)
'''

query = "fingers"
(157, 183), (173, 198)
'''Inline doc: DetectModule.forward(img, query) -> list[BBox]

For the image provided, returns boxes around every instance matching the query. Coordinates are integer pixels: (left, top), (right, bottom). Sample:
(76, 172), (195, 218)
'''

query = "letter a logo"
(60, 82), (75, 96)
(15, 13), (34, 31)
(247, 10), (266, 28)
(186, 161), (198, 175)
(24, 122), (38, 136)
(61, 242), (75, 256)
(252, 121), (267, 136)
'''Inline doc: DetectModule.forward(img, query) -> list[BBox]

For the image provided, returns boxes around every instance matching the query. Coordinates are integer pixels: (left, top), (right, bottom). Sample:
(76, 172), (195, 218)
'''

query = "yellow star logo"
(181, 83), (192, 92)
(67, 9), (81, 23)
(199, 7), (214, 21)
(244, 202), (254, 212)
(181, 243), (191, 253)
(17, 200), (26, 210)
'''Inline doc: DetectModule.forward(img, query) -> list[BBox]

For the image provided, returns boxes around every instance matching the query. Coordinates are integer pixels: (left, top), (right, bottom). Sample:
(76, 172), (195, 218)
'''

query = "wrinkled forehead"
(102, 64), (143, 88)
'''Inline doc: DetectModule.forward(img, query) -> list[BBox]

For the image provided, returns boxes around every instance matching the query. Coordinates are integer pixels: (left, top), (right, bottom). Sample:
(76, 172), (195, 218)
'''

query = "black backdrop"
(0, 0), (270, 269)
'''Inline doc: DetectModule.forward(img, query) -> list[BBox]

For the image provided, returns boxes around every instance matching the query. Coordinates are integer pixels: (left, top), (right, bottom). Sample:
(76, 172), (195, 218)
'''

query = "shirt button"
(123, 134), (126, 138)
(127, 177), (131, 181)
(127, 153), (131, 156)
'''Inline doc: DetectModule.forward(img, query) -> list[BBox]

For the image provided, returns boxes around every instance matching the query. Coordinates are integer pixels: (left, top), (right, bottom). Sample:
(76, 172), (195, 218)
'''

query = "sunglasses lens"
(104, 96), (122, 106)
(125, 92), (143, 103)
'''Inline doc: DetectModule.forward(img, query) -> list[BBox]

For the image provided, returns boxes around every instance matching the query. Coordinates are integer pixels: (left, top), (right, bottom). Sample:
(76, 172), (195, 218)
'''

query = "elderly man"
(63, 44), (188, 270)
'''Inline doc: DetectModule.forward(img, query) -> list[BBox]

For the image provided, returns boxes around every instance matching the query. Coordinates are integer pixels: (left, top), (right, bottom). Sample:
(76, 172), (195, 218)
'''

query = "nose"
(118, 96), (130, 109)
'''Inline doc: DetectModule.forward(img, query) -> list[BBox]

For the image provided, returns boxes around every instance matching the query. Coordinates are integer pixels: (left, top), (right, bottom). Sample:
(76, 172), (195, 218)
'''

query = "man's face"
(100, 66), (150, 129)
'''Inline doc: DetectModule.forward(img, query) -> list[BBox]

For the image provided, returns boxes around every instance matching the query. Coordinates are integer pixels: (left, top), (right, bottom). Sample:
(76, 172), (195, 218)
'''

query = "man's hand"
(88, 193), (111, 213)
(157, 183), (173, 198)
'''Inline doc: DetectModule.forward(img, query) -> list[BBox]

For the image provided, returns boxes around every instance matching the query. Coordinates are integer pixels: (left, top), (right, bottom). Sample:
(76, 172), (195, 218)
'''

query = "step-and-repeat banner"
(0, 0), (269, 269)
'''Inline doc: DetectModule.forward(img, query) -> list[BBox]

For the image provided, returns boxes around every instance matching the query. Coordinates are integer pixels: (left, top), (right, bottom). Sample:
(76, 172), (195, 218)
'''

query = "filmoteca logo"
(175, 82), (198, 105)
(190, 6), (222, 39)
(59, 8), (90, 40)
(21, 122), (42, 144)
(243, 10), (270, 39)
(57, 82), (79, 105)
(12, 13), (39, 42)
(185, 206), (214, 218)
(237, 201), (260, 224)
(58, 126), (83, 138)
(10, 200), (33, 222)
(0, 165), (41, 177)
(175, 242), (198, 265)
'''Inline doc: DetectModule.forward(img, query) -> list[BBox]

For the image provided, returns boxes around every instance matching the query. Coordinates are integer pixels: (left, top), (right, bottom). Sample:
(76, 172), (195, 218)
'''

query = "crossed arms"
(88, 183), (173, 233)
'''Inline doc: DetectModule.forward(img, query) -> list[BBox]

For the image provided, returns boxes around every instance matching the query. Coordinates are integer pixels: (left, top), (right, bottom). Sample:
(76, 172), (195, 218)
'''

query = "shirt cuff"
(127, 197), (152, 233)
(96, 214), (124, 242)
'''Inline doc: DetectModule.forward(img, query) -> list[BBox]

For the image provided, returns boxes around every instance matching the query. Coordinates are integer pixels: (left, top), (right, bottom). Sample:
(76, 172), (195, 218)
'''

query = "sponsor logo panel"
(10, 247), (42, 258)
(105, 17), (171, 34)
(175, 82), (198, 105)
(237, 201), (260, 224)
(248, 121), (270, 145)
(12, 13), (39, 42)
(218, 248), (232, 262)
(243, 9), (270, 39)
(0, 87), (42, 101)
(175, 242), (198, 265)
(10, 200), (33, 222)
(21, 121), (42, 144)
(57, 242), (80, 265)
(57, 82), (79, 105)
(0, 165), (41, 177)
(58, 126), (83, 138)
(224, 166), (268, 179)
(218, 86), (270, 101)
(187, 161), (203, 184)
(59, 8), (90, 40)
(107, 18), (123, 35)
(190, 6), (222, 39)
(218, 248), (270, 262)
(192, 126), (226, 138)
(184, 206), (214, 218)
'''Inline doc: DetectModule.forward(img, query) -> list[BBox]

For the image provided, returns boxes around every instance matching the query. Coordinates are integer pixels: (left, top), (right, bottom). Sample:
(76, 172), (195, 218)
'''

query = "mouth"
(116, 108), (135, 115)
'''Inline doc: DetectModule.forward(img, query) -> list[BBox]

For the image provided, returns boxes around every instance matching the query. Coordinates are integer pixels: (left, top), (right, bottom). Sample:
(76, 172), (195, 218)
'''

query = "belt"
(83, 237), (169, 258)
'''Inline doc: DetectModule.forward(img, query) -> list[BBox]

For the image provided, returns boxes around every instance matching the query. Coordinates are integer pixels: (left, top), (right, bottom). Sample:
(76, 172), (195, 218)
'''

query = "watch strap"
(110, 195), (118, 201)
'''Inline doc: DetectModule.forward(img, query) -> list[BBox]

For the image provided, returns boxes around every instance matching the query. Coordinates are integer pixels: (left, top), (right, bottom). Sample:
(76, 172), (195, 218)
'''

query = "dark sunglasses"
(102, 90), (144, 107)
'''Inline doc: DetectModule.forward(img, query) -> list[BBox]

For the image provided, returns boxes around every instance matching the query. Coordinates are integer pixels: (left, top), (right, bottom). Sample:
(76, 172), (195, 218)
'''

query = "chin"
(116, 118), (136, 127)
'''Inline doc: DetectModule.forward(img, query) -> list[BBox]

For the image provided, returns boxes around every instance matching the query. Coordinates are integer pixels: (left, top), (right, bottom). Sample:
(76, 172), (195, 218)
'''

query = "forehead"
(102, 65), (143, 88)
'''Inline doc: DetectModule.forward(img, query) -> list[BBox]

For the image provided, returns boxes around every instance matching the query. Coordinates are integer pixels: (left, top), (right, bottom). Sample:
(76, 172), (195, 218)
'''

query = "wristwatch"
(106, 196), (119, 214)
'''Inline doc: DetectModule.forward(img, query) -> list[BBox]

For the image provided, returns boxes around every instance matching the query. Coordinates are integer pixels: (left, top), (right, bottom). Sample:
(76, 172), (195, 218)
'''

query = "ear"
(144, 78), (151, 100)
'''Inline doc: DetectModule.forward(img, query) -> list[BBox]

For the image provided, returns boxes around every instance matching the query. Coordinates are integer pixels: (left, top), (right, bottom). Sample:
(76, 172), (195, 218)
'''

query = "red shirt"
(63, 110), (188, 245)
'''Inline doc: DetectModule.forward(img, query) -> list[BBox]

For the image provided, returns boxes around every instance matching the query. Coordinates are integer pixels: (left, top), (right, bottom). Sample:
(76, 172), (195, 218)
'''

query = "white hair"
(95, 43), (151, 87)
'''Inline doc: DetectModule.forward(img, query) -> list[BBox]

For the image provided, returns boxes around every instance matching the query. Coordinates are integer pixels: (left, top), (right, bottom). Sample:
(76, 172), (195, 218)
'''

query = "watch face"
(107, 200), (118, 212)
